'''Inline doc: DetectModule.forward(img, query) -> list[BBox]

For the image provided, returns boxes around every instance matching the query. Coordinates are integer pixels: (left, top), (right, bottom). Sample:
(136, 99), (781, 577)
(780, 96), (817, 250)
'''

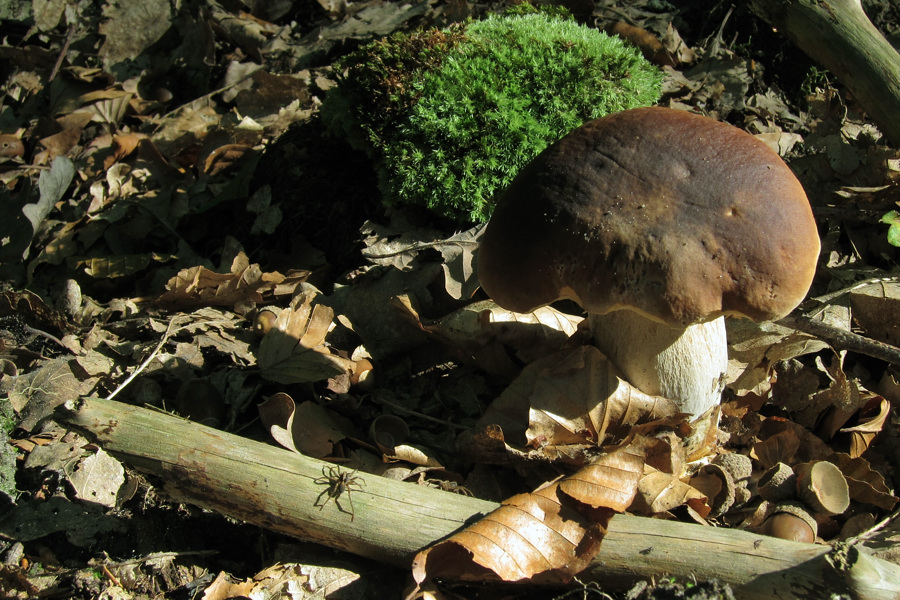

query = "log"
(749, 0), (900, 146)
(55, 397), (900, 599)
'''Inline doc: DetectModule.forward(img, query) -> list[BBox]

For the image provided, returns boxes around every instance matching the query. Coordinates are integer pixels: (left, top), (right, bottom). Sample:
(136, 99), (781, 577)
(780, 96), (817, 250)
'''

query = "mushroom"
(477, 107), (819, 431)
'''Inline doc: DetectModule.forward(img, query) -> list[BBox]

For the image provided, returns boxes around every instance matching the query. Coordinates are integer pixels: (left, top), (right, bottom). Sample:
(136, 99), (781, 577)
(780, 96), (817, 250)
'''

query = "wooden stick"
(56, 397), (900, 600)
(749, 0), (900, 146)
(777, 313), (900, 366)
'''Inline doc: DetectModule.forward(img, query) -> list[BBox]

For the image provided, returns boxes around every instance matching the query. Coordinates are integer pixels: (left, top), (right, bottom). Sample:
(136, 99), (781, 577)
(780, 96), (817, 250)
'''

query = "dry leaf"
(156, 252), (284, 311)
(201, 571), (255, 600)
(248, 562), (360, 598)
(105, 132), (145, 169)
(662, 21), (695, 64)
(756, 417), (833, 464)
(437, 223), (485, 300)
(68, 448), (125, 508)
(203, 143), (255, 176)
(480, 346), (678, 452)
(529, 347), (678, 448)
(751, 429), (800, 469)
(838, 395), (891, 457)
(384, 444), (443, 468)
(332, 261), (437, 358)
(812, 351), (863, 418)
(411, 484), (606, 587)
(37, 111), (94, 160)
(829, 453), (898, 511)
(86, 91), (133, 126)
(557, 437), (647, 510)
(398, 298), (583, 377)
(849, 281), (900, 346)
(632, 466), (710, 517)
(360, 220), (483, 300)
(725, 319), (827, 397)
(78, 252), (175, 279)
(2, 356), (99, 432)
(257, 291), (353, 384)
(257, 393), (356, 457)
(410, 439), (647, 593)
(689, 465), (732, 517)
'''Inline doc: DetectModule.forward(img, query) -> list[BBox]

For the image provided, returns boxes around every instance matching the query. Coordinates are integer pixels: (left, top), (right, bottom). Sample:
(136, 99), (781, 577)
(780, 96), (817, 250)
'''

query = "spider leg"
(315, 487), (333, 509)
(332, 490), (355, 521)
(346, 489), (355, 521)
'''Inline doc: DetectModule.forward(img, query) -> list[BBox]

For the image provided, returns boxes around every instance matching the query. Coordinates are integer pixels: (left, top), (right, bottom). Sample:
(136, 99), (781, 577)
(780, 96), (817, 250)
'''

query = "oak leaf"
(480, 346), (678, 453)
(257, 291), (353, 385)
(155, 252), (286, 311)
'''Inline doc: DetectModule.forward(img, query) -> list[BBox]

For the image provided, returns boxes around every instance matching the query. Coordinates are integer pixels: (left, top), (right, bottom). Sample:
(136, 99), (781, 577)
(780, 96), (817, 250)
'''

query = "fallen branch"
(749, 0), (900, 146)
(56, 397), (900, 600)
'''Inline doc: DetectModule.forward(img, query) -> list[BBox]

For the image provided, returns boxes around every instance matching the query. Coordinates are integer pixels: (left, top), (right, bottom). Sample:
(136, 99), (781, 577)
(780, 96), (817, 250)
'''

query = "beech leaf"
(829, 453), (898, 511)
(632, 466), (710, 517)
(409, 439), (647, 592)
(558, 437), (647, 510)
(838, 395), (891, 457)
(257, 393), (356, 457)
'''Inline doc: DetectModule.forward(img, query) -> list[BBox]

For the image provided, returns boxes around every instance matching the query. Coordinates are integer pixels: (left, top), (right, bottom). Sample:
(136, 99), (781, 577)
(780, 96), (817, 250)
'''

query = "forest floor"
(1, 1), (900, 599)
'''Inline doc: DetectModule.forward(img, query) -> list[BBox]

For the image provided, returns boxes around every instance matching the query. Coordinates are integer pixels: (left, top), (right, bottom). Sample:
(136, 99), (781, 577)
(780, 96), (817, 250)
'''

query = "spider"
(314, 465), (366, 521)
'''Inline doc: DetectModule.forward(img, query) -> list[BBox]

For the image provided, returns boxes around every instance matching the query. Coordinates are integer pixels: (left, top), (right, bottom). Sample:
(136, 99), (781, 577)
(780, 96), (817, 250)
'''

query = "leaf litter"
(0, 0), (899, 598)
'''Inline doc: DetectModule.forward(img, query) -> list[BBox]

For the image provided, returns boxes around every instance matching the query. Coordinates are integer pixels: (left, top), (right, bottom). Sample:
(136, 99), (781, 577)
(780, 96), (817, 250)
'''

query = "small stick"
(22, 324), (77, 355)
(105, 317), (184, 401)
(48, 24), (75, 82)
(777, 314), (900, 366)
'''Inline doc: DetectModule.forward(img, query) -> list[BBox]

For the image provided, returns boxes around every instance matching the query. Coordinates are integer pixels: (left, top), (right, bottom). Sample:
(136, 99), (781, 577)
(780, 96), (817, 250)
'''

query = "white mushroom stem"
(589, 311), (728, 419)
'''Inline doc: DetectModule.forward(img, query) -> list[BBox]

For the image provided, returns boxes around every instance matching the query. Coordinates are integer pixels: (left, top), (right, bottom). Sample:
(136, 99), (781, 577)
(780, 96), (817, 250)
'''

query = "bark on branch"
(749, 0), (900, 146)
(55, 397), (900, 600)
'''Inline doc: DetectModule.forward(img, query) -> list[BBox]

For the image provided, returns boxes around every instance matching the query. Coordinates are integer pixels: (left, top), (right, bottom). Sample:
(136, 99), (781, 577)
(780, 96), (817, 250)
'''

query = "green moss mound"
(322, 12), (662, 223)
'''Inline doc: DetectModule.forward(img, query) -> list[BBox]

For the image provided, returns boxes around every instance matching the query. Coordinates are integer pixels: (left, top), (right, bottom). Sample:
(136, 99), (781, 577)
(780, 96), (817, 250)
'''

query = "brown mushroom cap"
(478, 107), (820, 326)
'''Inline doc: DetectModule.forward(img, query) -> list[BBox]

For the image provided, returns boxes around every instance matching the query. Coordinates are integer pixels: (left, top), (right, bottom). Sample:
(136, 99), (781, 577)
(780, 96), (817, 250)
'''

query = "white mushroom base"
(589, 311), (728, 420)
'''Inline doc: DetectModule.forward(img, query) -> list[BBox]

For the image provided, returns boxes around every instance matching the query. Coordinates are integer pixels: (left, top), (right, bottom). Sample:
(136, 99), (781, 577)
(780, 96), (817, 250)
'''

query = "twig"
(105, 316), (236, 401)
(48, 24), (75, 82)
(777, 313), (900, 366)
(845, 508), (900, 546)
(372, 393), (470, 430)
(22, 324), (77, 355)
(810, 276), (899, 306)
(105, 316), (184, 401)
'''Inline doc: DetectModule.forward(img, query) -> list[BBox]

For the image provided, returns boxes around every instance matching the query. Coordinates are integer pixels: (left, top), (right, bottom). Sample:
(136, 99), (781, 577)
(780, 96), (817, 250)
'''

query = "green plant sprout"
(321, 9), (662, 222)
(881, 210), (900, 246)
